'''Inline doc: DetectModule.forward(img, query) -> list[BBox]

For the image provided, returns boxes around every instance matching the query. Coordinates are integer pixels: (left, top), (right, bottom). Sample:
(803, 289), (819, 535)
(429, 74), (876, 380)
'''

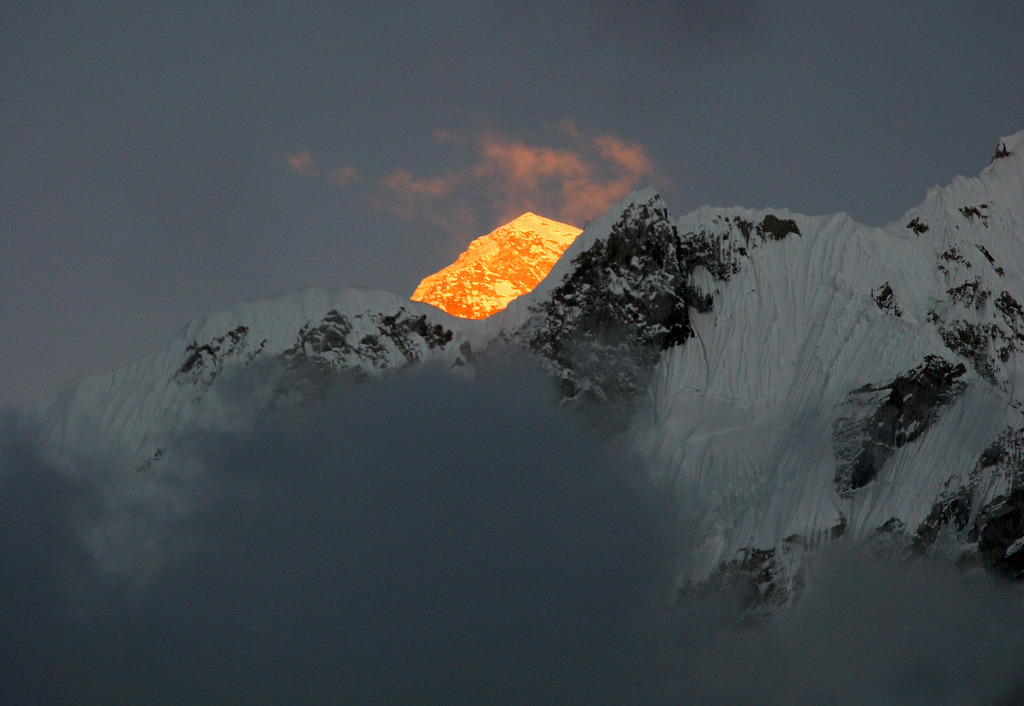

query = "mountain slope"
(499, 130), (1024, 607)
(621, 131), (1024, 605)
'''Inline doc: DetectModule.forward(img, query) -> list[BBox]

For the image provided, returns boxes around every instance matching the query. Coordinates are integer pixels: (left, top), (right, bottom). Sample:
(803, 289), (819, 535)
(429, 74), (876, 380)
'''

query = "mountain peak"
(410, 212), (581, 319)
(503, 211), (570, 230)
(995, 128), (1024, 158)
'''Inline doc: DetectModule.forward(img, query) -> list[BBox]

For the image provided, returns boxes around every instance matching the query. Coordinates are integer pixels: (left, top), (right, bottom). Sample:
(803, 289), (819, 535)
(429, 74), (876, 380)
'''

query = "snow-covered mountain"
(411, 212), (581, 319)
(21, 130), (1024, 608)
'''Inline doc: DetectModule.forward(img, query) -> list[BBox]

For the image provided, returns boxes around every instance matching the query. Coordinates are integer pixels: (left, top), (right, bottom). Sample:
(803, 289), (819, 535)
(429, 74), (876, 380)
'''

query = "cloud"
(555, 118), (583, 138)
(0, 358), (683, 703)
(327, 165), (358, 187)
(384, 168), (458, 200)
(376, 127), (656, 235)
(3, 360), (1024, 703)
(475, 130), (654, 224)
(666, 546), (1024, 704)
(286, 151), (319, 177)
(287, 152), (359, 188)
(374, 168), (467, 228)
(595, 133), (654, 175)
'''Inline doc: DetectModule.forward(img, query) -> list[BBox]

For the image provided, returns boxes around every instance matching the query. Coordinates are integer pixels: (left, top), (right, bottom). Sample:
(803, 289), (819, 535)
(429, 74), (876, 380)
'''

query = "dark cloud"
(670, 547), (1024, 704)
(0, 359), (683, 703)
(3, 361), (1024, 703)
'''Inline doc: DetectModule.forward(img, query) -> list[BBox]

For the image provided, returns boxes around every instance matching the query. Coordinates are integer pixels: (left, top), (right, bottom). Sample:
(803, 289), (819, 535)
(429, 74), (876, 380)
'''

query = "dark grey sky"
(2, 0), (1022, 408)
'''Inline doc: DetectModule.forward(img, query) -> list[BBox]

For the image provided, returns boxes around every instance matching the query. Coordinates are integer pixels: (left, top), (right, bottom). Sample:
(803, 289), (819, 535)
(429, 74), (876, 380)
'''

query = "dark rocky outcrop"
(734, 214), (801, 244)
(975, 244), (1004, 275)
(972, 490), (1024, 578)
(946, 278), (989, 310)
(872, 282), (902, 316)
(959, 204), (990, 227)
(911, 488), (973, 555)
(175, 325), (262, 389)
(936, 319), (1002, 380)
(689, 544), (802, 619)
(758, 214), (800, 241)
(521, 200), (692, 412)
(280, 308), (453, 375)
(521, 197), (740, 419)
(834, 356), (967, 494)
(906, 217), (929, 235)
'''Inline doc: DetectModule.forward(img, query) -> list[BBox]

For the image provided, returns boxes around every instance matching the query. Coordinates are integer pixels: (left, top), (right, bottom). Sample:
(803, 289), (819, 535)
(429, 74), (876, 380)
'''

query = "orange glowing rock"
(411, 212), (582, 319)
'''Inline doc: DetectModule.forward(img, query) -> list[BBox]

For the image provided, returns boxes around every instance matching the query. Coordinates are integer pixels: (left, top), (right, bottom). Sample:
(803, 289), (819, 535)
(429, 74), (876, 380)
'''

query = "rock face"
(833, 356), (968, 495)
(626, 130), (1024, 610)
(519, 199), (694, 410)
(411, 212), (581, 319)
(280, 308), (454, 375)
(22, 129), (1024, 613)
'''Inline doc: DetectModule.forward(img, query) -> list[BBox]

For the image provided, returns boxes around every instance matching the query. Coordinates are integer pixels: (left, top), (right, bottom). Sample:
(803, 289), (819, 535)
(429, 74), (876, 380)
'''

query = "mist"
(2, 357), (1024, 704)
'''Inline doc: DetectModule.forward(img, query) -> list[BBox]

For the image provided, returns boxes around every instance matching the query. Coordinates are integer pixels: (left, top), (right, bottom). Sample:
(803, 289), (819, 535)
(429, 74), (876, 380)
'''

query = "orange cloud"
(287, 151), (319, 177)
(377, 127), (655, 233)
(555, 118), (582, 138)
(383, 169), (458, 200)
(472, 130), (654, 224)
(594, 134), (653, 177)
(375, 169), (467, 228)
(476, 133), (588, 189)
(328, 166), (359, 188)
(286, 152), (359, 189)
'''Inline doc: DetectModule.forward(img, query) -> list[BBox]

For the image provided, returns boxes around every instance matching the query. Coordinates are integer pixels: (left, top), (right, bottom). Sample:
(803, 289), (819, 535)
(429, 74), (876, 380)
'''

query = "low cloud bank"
(2, 359), (1024, 704)
(673, 547), (1024, 704)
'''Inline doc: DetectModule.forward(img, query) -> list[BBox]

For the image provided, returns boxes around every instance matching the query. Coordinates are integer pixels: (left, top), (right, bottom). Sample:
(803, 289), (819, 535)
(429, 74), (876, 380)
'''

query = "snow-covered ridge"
(500, 131), (1024, 605)
(629, 131), (1024, 603)
(29, 287), (477, 475)
(21, 129), (1024, 607)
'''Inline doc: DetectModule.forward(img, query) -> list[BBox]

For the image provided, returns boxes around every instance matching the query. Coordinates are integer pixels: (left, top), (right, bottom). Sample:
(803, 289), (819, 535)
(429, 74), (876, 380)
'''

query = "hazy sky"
(2, 1), (1023, 407)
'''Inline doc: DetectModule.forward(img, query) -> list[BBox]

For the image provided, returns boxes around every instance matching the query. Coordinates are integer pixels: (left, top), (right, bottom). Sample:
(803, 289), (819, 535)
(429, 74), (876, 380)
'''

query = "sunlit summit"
(411, 212), (581, 319)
